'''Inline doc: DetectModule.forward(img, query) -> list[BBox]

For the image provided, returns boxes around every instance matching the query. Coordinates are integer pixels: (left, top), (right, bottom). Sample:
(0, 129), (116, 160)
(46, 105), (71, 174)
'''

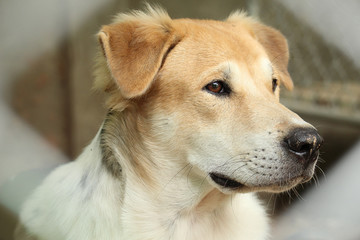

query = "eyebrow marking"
(222, 62), (232, 80)
(262, 58), (273, 77)
(269, 63), (274, 76)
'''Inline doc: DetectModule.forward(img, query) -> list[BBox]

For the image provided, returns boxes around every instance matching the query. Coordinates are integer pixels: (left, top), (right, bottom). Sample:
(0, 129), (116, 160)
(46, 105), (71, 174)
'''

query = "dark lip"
(210, 173), (244, 189)
(210, 169), (314, 192)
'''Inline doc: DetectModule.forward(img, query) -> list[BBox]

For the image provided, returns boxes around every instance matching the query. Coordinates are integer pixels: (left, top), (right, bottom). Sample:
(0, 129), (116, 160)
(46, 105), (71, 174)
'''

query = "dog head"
(96, 6), (322, 194)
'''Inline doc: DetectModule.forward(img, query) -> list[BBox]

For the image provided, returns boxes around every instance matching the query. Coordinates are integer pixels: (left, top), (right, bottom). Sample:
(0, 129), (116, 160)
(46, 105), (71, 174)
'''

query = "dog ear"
(251, 23), (293, 90)
(98, 20), (180, 98)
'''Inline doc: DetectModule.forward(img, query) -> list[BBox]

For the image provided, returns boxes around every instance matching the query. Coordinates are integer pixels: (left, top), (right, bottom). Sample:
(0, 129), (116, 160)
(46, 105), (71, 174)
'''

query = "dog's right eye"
(203, 81), (231, 96)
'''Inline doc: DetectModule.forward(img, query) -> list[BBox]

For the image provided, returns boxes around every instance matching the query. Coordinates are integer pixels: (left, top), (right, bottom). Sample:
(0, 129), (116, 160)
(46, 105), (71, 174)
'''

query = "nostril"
(297, 142), (313, 154)
(284, 128), (322, 157)
(286, 135), (313, 154)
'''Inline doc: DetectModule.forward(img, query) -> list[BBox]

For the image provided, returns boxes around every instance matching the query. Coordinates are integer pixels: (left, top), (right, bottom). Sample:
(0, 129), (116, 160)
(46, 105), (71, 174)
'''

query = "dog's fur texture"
(16, 6), (322, 240)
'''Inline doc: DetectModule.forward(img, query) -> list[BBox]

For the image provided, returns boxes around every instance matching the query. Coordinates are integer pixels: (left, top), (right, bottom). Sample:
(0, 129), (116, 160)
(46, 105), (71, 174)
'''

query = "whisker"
(156, 163), (192, 199)
(210, 156), (252, 174)
(242, 172), (258, 186)
(292, 187), (304, 201)
(272, 194), (278, 215)
(198, 172), (211, 194)
(317, 156), (326, 164)
(186, 165), (197, 195)
(265, 193), (274, 210)
(230, 163), (249, 176)
(219, 154), (252, 166)
(285, 188), (294, 205)
(315, 165), (326, 181)
(312, 171), (320, 188)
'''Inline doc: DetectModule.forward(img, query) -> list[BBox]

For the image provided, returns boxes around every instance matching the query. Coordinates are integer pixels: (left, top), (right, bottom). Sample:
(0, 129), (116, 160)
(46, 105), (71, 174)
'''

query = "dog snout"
(284, 128), (323, 165)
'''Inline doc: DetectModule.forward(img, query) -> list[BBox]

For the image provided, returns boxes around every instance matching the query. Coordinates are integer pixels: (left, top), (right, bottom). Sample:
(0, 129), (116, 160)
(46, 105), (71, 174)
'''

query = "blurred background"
(0, 0), (359, 239)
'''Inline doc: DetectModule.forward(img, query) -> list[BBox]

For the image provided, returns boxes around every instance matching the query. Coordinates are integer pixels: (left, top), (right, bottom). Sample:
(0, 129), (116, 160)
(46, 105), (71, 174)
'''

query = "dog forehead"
(162, 20), (272, 87)
(173, 20), (267, 63)
(175, 19), (263, 54)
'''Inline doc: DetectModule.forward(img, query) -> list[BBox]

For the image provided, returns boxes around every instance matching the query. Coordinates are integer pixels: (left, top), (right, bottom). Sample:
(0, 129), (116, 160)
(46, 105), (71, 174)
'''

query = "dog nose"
(284, 128), (323, 165)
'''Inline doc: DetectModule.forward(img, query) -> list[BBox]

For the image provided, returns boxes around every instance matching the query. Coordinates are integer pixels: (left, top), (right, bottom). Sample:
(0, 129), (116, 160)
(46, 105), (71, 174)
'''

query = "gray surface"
(272, 140), (360, 240)
(277, 0), (360, 69)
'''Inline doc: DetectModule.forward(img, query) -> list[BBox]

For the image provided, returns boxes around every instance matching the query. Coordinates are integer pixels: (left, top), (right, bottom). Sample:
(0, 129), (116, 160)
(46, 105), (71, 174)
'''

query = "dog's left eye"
(272, 78), (278, 92)
(204, 81), (231, 96)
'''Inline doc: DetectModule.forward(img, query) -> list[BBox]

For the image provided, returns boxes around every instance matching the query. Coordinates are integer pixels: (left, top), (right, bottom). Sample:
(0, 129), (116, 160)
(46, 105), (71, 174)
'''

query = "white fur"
(18, 129), (269, 240)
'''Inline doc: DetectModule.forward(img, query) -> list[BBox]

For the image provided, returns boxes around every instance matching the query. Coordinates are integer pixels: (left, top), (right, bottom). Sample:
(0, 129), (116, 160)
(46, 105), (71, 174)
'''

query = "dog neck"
(98, 110), (237, 239)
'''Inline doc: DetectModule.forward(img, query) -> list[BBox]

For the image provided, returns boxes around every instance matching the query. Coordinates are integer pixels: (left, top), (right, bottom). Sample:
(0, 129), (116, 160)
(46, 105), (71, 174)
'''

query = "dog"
(15, 6), (323, 240)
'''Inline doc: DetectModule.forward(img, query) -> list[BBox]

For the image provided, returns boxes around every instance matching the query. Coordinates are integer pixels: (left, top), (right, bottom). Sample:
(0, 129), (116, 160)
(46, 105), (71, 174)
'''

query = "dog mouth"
(210, 168), (315, 192)
(209, 173), (244, 189)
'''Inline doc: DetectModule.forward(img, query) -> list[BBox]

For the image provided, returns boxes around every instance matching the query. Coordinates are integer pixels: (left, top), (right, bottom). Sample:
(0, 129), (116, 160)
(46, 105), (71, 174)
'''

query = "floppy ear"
(251, 23), (293, 90)
(98, 20), (180, 98)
